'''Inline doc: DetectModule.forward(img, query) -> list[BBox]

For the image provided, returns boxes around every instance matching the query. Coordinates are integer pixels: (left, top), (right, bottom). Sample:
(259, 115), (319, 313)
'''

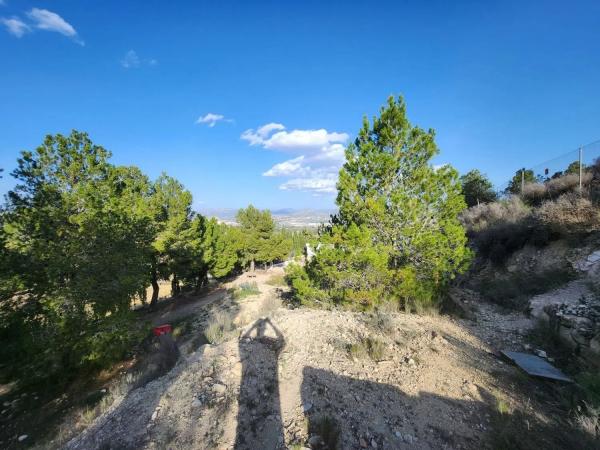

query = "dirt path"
(64, 270), (586, 450)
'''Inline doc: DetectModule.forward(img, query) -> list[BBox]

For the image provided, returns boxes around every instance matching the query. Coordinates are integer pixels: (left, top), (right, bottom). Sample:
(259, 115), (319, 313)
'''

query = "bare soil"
(57, 267), (593, 450)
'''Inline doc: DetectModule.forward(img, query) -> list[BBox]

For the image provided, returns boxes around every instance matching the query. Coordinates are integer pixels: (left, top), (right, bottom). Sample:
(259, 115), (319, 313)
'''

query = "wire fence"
(494, 139), (600, 194)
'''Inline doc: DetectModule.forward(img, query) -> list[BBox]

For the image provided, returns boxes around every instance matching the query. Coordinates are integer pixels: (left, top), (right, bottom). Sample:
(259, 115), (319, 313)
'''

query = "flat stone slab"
(501, 351), (573, 383)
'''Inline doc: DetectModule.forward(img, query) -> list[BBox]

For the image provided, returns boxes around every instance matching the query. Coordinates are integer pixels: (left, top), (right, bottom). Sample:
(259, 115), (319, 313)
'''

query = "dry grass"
(259, 295), (282, 316)
(265, 274), (287, 287)
(204, 310), (234, 344)
(365, 303), (398, 335)
(573, 402), (600, 440)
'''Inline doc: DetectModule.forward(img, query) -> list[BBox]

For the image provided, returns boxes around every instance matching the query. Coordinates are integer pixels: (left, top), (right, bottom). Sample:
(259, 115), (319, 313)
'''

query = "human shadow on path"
(234, 317), (286, 449)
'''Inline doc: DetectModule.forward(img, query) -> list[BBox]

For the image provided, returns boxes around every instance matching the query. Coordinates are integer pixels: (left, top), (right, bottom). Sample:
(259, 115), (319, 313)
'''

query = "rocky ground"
(56, 267), (595, 450)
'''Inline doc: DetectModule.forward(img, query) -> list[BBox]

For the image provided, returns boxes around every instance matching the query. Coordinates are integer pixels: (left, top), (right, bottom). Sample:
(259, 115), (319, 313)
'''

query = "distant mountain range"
(199, 208), (335, 229)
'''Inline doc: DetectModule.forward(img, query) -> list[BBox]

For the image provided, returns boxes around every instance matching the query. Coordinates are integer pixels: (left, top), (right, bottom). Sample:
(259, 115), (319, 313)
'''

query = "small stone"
(395, 431), (402, 439)
(535, 349), (547, 358)
(359, 437), (368, 448)
(371, 438), (378, 448)
(212, 383), (227, 395)
(303, 402), (313, 413)
(151, 410), (159, 421)
(18, 435), (28, 442)
(191, 399), (202, 408)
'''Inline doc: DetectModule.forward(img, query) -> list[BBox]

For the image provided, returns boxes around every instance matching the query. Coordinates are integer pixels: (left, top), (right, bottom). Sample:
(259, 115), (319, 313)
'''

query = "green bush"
(232, 282), (260, 300)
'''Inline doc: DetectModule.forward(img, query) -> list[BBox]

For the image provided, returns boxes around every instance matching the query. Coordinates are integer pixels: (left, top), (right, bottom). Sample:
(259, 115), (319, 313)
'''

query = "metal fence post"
(579, 146), (583, 192)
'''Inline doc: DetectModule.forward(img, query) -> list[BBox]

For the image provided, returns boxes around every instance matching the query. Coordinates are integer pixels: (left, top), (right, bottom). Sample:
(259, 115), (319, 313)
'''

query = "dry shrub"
(460, 196), (529, 233)
(520, 173), (593, 206)
(348, 337), (386, 361)
(547, 173), (591, 196)
(204, 310), (234, 344)
(134, 334), (180, 387)
(259, 295), (282, 316)
(573, 403), (600, 440)
(537, 193), (600, 234)
(521, 182), (547, 204)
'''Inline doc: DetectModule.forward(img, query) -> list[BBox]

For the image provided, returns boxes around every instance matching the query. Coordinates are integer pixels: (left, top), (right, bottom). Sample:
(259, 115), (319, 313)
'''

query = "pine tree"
(291, 96), (471, 310)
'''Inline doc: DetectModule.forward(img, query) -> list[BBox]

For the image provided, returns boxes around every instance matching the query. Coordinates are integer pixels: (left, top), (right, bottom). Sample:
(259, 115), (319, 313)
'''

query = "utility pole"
(579, 146), (583, 192)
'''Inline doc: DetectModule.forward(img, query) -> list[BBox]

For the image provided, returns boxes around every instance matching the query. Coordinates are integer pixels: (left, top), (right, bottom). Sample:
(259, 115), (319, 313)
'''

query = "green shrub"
(284, 263), (329, 307)
(232, 282), (260, 300)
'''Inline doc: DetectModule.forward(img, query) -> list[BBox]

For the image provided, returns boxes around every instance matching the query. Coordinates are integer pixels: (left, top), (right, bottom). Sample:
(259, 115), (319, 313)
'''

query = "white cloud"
(121, 50), (140, 68)
(196, 113), (231, 127)
(262, 156), (308, 177)
(121, 50), (158, 69)
(1, 17), (30, 37)
(243, 122), (349, 194)
(27, 8), (83, 45)
(242, 124), (348, 154)
(280, 176), (338, 194)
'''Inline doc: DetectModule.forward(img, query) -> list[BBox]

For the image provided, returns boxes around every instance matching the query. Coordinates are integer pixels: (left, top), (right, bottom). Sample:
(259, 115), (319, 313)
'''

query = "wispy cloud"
(1, 16), (30, 37)
(27, 8), (83, 45)
(196, 113), (232, 127)
(242, 123), (349, 194)
(120, 50), (158, 69)
(121, 50), (140, 68)
(280, 175), (338, 194)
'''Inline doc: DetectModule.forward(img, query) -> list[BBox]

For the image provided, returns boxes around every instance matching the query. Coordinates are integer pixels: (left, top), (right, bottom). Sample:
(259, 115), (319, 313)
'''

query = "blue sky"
(1, 1), (599, 210)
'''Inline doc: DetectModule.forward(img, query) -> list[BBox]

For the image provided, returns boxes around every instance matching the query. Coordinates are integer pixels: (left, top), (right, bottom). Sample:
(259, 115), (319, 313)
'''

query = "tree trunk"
(196, 269), (208, 293)
(171, 273), (180, 297)
(150, 267), (159, 308)
(250, 259), (255, 272)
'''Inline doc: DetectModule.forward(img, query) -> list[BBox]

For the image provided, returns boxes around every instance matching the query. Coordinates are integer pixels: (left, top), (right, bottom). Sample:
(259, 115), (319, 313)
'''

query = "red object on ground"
(153, 324), (172, 336)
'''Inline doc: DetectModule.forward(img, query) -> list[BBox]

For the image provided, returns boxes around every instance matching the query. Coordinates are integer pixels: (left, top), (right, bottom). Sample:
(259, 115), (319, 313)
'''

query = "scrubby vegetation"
(461, 162), (600, 267)
(232, 282), (261, 300)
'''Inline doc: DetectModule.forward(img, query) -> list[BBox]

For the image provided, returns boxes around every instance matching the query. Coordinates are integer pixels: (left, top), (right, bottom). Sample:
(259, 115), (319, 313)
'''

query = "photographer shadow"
(234, 317), (286, 449)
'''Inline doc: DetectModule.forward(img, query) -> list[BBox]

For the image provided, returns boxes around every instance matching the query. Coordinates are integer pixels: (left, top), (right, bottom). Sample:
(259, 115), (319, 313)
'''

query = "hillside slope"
(63, 268), (590, 450)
